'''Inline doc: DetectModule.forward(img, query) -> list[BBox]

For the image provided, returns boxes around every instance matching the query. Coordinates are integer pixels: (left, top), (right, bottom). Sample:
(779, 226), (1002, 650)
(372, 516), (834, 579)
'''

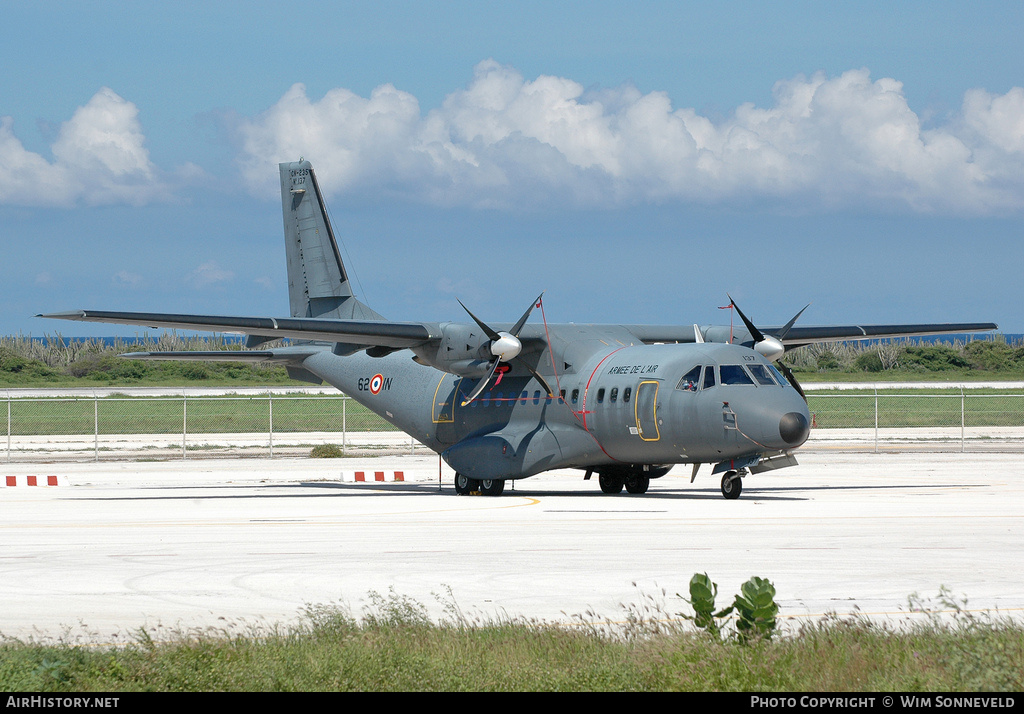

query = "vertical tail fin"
(279, 160), (384, 321)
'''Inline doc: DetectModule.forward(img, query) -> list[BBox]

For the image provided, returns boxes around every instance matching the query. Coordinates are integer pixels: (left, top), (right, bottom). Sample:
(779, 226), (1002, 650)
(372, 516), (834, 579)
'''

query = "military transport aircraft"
(41, 161), (997, 498)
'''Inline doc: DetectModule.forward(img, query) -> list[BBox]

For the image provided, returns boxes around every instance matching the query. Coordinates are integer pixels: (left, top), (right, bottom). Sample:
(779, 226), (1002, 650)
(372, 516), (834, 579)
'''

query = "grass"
(1, 590), (1020, 692)
(806, 390), (1024, 429)
(1, 394), (394, 436)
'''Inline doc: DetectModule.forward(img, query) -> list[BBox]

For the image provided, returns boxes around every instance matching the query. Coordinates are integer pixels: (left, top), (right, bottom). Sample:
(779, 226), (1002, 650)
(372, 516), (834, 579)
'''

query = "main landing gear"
(454, 473), (505, 496)
(595, 466), (669, 495)
(598, 473), (650, 494)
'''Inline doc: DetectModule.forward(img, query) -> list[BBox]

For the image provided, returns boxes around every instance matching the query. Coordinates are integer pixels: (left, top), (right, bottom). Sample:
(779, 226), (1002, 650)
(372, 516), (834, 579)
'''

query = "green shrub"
(310, 444), (344, 458)
(0, 347), (58, 378)
(730, 576), (779, 642)
(815, 352), (841, 371)
(965, 340), (1015, 371)
(901, 346), (970, 372)
(853, 351), (885, 372)
(680, 574), (779, 642)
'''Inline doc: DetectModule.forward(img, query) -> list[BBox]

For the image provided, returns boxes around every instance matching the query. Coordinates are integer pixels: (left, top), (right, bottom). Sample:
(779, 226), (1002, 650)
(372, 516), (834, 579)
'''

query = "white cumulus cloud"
(0, 88), (171, 207)
(235, 61), (1024, 214)
(187, 261), (234, 289)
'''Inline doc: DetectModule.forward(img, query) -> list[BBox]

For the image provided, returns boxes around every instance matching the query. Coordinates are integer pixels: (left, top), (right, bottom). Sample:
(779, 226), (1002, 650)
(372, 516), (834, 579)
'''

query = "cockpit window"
(702, 365), (716, 390)
(748, 364), (778, 386)
(676, 365), (702, 391)
(720, 365), (755, 385)
(768, 364), (789, 387)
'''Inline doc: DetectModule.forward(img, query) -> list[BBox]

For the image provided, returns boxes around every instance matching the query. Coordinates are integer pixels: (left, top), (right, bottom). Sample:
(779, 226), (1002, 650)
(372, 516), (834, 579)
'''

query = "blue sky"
(2, 1), (1023, 337)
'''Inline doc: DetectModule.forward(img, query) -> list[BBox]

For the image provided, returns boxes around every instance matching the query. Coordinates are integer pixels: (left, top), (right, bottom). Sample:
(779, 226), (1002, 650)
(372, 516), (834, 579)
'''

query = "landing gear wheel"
(599, 474), (624, 494)
(454, 473), (478, 495)
(721, 471), (742, 500)
(624, 474), (650, 494)
(479, 479), (505, 497)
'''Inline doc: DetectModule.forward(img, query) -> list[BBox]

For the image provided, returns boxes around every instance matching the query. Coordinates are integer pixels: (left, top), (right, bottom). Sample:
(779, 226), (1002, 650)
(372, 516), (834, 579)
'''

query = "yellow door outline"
(634, 380), (660, 441)
(432, 375), (458, 424)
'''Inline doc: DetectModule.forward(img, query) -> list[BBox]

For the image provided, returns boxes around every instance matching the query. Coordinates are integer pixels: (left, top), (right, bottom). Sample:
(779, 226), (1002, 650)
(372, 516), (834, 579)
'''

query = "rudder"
(280, 161), (384, 321)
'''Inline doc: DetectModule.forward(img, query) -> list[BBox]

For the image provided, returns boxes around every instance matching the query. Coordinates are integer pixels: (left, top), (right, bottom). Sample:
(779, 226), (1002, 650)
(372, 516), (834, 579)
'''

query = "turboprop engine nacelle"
(411, 322), (500, 377)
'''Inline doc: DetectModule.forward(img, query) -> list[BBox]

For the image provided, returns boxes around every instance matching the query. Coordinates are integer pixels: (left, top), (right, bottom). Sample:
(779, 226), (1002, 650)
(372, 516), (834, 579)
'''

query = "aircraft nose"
(779, 411), (810, 446)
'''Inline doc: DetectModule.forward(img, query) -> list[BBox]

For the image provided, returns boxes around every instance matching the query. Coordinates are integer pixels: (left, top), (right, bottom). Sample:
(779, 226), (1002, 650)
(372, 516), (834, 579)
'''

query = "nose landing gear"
(720, 470), (743, 499)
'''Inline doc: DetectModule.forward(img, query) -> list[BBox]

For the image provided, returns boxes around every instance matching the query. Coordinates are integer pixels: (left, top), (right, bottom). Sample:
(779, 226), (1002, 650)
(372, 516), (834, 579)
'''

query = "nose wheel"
(720, 470), (742, 499)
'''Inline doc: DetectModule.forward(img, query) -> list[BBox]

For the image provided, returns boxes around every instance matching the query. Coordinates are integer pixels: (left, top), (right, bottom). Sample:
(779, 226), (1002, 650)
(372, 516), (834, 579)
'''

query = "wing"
(775, 322), (999, 349)
(38, 310), (438, 349)
(622, 322), (998, 346)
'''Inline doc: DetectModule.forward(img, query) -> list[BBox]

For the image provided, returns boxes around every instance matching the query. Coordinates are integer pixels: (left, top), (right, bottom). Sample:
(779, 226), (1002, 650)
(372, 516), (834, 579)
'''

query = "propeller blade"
(777, 360), (807, 402)
(460, 358), (501, 406)
(727, 294), (765, 343)
(510, 292), (545, 336)
(517, 358), (554, 398)
(776, 303), (811, 341)
(457, 300), (501, 342)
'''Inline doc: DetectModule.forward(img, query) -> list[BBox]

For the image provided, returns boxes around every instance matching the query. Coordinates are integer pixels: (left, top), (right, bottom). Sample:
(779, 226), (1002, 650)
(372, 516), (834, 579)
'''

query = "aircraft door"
(634, 380), (661, 441)
(432, 375), (460, 445)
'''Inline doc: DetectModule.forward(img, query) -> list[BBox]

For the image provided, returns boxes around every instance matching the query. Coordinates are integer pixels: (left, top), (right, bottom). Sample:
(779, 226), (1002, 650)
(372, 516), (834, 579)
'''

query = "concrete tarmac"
(2, 451), (1022, 644)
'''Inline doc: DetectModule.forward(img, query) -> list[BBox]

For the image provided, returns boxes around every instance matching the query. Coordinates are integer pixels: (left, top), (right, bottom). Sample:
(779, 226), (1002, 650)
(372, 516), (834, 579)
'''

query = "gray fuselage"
(300, 331), (810, 481)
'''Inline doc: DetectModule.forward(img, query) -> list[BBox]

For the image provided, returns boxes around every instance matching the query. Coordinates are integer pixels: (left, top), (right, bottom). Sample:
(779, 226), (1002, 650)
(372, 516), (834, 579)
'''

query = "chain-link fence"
(2, 393), (425, 463)
(3, 390), (1024, 462)
(806, 391), (1024, 452)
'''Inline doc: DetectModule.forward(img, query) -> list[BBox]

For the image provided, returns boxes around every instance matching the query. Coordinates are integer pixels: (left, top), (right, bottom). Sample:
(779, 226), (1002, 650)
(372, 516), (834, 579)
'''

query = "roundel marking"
(369, 374), (384, 395)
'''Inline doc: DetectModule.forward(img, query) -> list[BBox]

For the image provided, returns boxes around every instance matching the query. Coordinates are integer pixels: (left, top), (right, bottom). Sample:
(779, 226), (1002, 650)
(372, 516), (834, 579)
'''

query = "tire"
(625, 474), (650, 494)
(455, 473), (477, 495)
(479, 479), (505, 497)
(599, 474), (624, 494)
(721, 471), (742, 499)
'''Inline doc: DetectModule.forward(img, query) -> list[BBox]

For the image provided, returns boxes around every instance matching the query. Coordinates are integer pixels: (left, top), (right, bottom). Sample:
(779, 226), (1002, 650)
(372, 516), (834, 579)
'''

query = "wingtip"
(37, 310), (87, 320)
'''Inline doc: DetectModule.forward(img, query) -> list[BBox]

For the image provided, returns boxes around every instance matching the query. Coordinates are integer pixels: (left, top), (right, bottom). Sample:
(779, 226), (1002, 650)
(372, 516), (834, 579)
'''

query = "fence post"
(961, 385), (966, 453)
(342, 395), (347, 455)
(6, 392), (10, 464)
(268, 390), (274, 459)
(874, 388), (878, 454)
(182, 390), (187, 460)
(94, 394), (99, 462)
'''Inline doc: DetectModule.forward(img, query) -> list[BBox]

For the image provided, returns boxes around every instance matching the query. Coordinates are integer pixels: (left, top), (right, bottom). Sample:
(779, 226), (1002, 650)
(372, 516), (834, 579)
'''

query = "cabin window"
(571, 388), (579, 404)
(521, 391), (528, 405)
(559, 389), (566, 403)
(720, 365), (755, 386)
(702, 366), (717, 390)
(623, 387), (632, 403)
(610, 387), (618, 402)
(597, 388), (605, 403)
(676, 365), (702, 391)
(533, 390), (541, 405)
